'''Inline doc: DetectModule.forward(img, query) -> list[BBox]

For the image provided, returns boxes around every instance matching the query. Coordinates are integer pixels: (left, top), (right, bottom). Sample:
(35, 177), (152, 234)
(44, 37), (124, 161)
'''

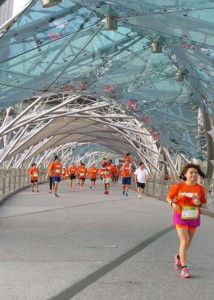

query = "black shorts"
(31, 180), (38, 183)
(137, 182), (145, 189)
(90, 178), (96, 182)
(70, 175), (76, 180)
(79, 178), (86, 181)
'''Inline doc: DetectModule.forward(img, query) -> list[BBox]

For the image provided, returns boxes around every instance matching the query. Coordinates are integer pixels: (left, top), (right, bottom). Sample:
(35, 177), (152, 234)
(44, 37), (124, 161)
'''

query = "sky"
(13, 0), (30, 16)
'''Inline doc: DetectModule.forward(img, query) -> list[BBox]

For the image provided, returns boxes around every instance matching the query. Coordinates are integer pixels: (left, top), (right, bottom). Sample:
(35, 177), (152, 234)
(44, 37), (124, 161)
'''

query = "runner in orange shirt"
(29, 163), (40, 192)
(121, 161), (132, 196)
(77, 162), (87, 190)
(47, 155), (62, 197)
(68, 163), (77, 190)
(88, 164), (99, 190)
(115, 165), (120, 183)
(62, 167), (66, 180)
(167, 164), (206, 278)
(47, 160), (55, 193)
(102, 160), (114, 195)
(123, 153), (132, 164)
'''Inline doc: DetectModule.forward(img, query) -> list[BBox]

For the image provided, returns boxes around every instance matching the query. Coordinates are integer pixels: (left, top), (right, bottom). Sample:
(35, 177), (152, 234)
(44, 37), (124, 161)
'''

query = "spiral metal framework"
(0, 0), (214, 176)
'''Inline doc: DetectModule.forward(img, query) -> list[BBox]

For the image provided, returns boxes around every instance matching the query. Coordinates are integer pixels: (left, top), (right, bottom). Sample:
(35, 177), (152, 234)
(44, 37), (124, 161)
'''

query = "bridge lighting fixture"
(40, 0), (62, 8)
(103, 8), (118, 31)
(175, 68), (187, 81)
(151, 41), (162, 53)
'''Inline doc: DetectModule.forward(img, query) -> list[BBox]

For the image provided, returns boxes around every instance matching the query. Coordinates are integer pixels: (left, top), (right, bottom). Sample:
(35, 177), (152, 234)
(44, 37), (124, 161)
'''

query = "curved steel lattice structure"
(0, 0), (214, 175)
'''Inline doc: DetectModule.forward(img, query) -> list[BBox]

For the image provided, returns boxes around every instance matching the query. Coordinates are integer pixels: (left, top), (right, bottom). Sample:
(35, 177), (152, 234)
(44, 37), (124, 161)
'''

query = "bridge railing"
(0, 168), (47, 202)
(131, 174), (214, 216)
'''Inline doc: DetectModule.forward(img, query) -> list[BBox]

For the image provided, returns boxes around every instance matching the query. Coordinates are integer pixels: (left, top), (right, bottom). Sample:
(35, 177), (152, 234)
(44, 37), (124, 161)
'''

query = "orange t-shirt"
(122, 164), (131, 177)
(78, 166), (87, 179)
(103, 165), (114, 178)
(49, 161), (62, 177)
(88, 167), (99, 179)
(68, 166), (77, 176)
(167, 182), (206, 215)
(29, 167), (40, 180)
(115, 167), (120, 176)
(124, 155), (132, 163)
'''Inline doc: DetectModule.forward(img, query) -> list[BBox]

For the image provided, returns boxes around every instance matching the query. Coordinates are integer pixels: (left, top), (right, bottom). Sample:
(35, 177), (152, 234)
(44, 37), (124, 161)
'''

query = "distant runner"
(88, 164), (99, 189)
(29, 163), (40, 193)
(77, 162), (87, 190)
(48, 155), (62, 197)
(68, 163), (77, 190)
(134, 162), (148, 199)
(121, 161), (132, 197)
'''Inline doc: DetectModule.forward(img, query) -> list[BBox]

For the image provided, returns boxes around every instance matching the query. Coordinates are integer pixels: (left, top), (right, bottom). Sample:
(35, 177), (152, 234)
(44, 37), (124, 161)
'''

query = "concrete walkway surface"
(0, 180), (214, 300)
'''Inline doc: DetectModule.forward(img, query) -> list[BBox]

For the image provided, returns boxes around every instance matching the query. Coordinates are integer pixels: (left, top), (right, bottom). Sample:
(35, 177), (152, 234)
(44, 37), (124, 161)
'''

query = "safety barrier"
(0, 169), (47, 202)
(131, 175), (214, 217)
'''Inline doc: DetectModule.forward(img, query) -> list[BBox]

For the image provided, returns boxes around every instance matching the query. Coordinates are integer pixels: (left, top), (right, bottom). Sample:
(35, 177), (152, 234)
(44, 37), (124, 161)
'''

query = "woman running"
(88, 164), (99, 190)
(29, 163), (40, 192)
(68, 163), (77, 190)
(167, 164), (206, 278)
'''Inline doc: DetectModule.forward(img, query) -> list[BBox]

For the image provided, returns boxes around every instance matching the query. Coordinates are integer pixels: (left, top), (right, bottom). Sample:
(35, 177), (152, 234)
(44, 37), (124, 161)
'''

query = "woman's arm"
(167, 196), (179, 210)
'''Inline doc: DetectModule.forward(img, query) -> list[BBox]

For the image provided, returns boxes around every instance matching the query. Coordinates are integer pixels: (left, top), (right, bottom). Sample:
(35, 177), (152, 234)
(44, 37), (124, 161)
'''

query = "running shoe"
(32, 190), (34, 193)
(36, 190), (39, 193)
(138, 194), (141, 199)
(90, 186), (92, 189)
(53, 193), (59, 198)
(106, 191), (109, 195)
(49, 190), (52, 193)
(122, 191), (125, 196)
(104, 191), (107, 194)
(125, 192), (128, 197)
(174, 254), (182, 270)
(179, 267), (191, 278)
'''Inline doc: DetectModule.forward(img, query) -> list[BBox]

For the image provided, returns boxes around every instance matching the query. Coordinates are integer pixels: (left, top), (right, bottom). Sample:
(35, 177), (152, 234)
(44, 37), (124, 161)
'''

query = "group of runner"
(28, 153), (149, 199)
(28, 155), (207, 279)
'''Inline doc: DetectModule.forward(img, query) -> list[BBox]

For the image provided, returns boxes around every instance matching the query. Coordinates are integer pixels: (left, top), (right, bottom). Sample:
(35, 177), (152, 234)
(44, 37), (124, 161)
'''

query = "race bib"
(182, 206), (199, 220)
(80, 173), (85, 177)
(34, 172), (38, 177)
(55, 168), (60, 173)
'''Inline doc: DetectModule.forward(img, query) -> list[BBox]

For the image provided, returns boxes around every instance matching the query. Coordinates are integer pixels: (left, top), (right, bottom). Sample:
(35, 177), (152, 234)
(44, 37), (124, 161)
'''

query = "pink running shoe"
(174, 254), (182, 270)
(180, 267), (191, 278)
(32, 190), (34, 193)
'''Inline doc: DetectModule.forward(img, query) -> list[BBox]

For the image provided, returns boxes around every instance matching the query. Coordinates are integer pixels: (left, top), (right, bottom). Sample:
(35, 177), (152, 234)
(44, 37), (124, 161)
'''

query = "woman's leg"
(49, 177), (53, 190)
(176, 227), (190, 267)
(187, 230), (195, 249)
(54, 181), (59, 193)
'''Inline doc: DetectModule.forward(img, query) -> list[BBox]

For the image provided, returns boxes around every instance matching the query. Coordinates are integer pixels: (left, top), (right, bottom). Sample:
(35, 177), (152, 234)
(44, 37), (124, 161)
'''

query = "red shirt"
(78, 166), (87, 179)
(49, 161), (62, 177)
(88, 167), (99, 179)
(68, 166), (77, 176)
(29, 167), (40, 180)
(103, 165), (114, 178)
(122, 164), (131, 177)
(168, 182), (206, 215)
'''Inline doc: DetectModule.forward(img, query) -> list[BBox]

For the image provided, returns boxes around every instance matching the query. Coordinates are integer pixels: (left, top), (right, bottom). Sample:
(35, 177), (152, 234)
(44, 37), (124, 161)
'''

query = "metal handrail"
(0, 168), (47, 201)
(131, 174), (214, 216)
